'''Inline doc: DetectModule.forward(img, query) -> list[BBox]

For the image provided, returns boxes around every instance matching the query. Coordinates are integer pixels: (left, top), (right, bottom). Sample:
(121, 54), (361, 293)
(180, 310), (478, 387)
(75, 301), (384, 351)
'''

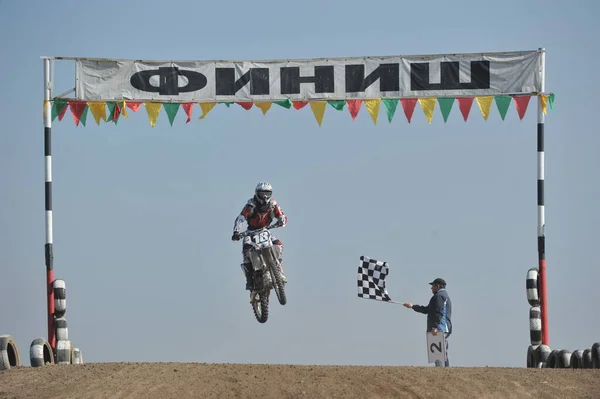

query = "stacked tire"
(0, 334), (22, 370)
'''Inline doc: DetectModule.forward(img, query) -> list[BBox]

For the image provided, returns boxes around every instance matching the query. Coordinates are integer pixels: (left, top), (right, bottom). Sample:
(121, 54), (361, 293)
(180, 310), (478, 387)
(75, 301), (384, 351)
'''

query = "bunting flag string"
(43, 94), (555, 128)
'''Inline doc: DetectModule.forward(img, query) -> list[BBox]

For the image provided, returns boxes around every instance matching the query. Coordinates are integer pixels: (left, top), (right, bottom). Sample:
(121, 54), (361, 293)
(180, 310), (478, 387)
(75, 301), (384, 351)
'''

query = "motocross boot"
(241, 263), (254, 291)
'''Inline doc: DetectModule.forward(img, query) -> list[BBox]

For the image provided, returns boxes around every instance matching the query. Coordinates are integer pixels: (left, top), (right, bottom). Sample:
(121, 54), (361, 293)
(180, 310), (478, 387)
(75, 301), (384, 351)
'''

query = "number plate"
(244, 229), (272, 249)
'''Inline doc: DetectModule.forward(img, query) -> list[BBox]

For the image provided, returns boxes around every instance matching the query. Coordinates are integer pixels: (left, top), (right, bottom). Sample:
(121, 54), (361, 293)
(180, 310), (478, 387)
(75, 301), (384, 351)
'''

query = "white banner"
(75, 50), (543, 102)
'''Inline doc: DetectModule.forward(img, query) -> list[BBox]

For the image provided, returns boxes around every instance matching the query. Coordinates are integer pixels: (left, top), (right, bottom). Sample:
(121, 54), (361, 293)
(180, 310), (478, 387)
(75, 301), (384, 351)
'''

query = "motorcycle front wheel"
(251, 291), (269, 323)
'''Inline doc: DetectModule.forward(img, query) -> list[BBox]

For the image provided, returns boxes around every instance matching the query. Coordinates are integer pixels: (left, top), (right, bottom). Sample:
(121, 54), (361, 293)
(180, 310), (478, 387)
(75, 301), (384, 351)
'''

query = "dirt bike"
(237, 224), (287, 323)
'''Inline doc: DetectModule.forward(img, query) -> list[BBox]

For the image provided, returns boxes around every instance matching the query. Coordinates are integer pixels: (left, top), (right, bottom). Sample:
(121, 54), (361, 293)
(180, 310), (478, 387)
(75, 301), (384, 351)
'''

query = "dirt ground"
(0, 363), (598, 399)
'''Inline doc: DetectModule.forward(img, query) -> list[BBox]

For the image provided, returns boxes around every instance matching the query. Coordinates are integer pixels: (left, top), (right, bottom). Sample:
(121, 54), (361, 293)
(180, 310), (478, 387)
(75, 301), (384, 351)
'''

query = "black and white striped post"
(43, 58), (56, 353)
(537, 48), (549, 346)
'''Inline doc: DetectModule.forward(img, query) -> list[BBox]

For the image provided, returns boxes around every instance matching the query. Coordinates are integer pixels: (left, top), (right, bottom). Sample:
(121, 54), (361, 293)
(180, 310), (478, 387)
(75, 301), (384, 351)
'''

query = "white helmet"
(254, 182), (273, 205)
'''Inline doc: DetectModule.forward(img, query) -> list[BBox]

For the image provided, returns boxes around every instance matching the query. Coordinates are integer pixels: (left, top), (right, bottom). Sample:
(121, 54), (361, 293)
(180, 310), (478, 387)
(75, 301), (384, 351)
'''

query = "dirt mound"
(0, 363), (598, 398)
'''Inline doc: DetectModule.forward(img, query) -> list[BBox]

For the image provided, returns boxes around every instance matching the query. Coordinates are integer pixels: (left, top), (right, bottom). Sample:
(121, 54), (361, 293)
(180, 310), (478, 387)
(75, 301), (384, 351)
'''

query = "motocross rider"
(231, 182), (288, 291)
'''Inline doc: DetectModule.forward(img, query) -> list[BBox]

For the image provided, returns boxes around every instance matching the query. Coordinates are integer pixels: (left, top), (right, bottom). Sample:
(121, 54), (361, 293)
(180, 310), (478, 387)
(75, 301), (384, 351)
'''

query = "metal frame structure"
(41, 49), (551, 357)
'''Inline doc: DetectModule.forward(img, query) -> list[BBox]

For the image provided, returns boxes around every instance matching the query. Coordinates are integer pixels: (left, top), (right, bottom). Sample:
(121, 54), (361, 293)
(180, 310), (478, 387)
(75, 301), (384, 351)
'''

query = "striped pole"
(537, 48), (549, 345)
(43, 58), (56, 352)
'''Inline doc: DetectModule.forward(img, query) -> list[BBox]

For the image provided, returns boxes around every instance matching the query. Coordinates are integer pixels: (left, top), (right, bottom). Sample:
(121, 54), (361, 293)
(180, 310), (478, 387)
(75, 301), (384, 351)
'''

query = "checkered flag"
(357, 255), (397, 303)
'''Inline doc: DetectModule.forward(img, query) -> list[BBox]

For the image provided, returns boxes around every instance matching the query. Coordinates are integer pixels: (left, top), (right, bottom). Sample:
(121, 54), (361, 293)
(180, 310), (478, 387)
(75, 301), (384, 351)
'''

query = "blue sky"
(1, 0), (599, 367)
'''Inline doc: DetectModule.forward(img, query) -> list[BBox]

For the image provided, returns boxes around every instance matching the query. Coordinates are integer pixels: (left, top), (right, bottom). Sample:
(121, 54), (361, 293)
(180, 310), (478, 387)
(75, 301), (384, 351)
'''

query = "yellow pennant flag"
(144, 102), (162, 127)
(475, 96), (493, 120)
(122, 101), (129, 119)
(310, 101), (326, 126)
(365, 99), (381, 124)
(419, 98), (437, 124)
(88, 102), (107, 125)
(255, 102), (272, 115)
(199, 102), (216, 119)
(539, 95), (548, 115)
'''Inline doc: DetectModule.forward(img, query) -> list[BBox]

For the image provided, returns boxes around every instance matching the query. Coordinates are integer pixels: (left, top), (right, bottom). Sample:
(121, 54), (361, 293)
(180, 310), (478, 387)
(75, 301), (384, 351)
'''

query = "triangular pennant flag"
(52, 100), (69, 122)
(437, 98), (455, 122)
(346, 99), (362, 120)
(199, 102), (216, 119)
(419, 98), (437, 124)
(382, 99), (399, 123)
(400, 98), (418, 123)
(122, 101), (129, 118)
(540, 95), (548, 115)
(222, 102), (233, 107)
(328, 100), (346, 111)
(310, 101), (326, 126)
(494, 96), (512, 120)
(549, 93), (555, 110)
(106, 102), (116, 122)
(127, 102), (142, 112)
(237, 102), (253, 110)
(292, 101), (308, 110)
(112, 102), (122, 124)
(513, 95), (531, 120)
(181, 103), (194, 123)
(144, 102), (162, 127)
(275, 99), (292, 109)
(255, 102), (272, 115)
(456, 97), (474, 121)
(88, 102), (107, 125)
(475, 96), (494, 120)
(365, 99), (381, 124)
(69, 101), (88, 127)
(163, 103), (180, 126)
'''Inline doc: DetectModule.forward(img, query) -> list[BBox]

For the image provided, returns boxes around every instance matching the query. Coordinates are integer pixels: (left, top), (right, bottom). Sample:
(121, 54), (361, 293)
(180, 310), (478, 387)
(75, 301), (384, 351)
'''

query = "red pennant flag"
(181, 102), (194, 123)
(346, 100), (362, 120)
(513, 95), (532, 120)
(400, 98), (418, 123)
(127, 102), (142, 112)
(292, 101), (308, 110)
(69, 101), (87, 126)
(456, 97), (474, 121)
(237, 102), (253, 110)
(113, 102), (122, 123)
(57, 104), (69, 121)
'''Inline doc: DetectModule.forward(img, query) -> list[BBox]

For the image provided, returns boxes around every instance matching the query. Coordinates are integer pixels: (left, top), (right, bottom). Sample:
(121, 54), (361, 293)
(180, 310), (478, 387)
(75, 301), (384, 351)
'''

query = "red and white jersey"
(233, 197), (287, 232)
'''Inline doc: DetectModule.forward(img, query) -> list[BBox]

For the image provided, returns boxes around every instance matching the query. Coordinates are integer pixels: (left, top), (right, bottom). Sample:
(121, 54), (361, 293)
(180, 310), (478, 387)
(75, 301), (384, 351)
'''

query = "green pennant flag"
(494, 96), (512, 120)
(437, 98), (455, 122)
(106, 102), (116, 122)
(223, 102), (233, 107)
(275, 99), (292, 109)
(549, 93), (555, 110)
(328, 100), (346, 111)
(163, 103), (180, 126)
(51, 99), (68, 121)
(80, 105), (89, 126)
(382, 99), (398, 123)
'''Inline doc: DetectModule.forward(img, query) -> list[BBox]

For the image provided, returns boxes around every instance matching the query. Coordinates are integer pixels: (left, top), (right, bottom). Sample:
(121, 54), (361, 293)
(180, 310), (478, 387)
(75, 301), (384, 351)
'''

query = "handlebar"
(236, 224), (281, 238)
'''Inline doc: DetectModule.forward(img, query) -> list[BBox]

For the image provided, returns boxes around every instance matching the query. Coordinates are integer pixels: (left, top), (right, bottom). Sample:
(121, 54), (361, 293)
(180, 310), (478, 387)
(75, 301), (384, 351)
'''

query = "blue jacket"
(412, 289), (452, 335)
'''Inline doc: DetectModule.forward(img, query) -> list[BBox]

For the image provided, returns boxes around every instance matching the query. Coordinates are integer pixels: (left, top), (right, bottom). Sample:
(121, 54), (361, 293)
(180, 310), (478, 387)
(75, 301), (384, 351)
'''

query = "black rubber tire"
(546, 350), (559, 368)
(0, 335), (21, 370)
(557, 350), (571, 368)
(535, 344), (551, 367)
(570, 350), (584, 369)
(29, 338), (54, 367)
(591, 342), (600, 368)
(270, 263), (287, 306)
(252, 291), (269, 324)
(526, 345), (535, 368)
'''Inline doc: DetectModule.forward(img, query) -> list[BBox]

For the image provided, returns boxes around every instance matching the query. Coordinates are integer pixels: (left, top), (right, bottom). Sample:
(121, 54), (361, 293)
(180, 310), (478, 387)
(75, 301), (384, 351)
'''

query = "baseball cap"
(429, 278), (446, 287)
